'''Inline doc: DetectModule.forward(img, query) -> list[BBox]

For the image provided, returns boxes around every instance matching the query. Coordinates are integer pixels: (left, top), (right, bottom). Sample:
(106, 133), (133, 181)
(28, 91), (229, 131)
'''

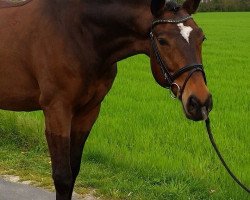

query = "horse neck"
(85, 1), (152, 64)
(49, 0), (153, 66)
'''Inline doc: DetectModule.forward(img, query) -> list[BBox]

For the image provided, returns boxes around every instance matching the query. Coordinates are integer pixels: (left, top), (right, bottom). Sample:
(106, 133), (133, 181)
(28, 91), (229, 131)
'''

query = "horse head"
(149, 0), (213, 121)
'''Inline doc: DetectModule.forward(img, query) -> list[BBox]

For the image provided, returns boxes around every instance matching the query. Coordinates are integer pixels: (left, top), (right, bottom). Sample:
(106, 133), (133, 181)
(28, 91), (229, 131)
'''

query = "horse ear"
(151, 0), (167, 17)
(182, 0), (201, 14)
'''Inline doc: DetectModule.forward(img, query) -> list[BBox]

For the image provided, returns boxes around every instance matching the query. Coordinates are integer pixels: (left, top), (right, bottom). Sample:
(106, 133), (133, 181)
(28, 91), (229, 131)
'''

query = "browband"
(152, 15), (192, 29)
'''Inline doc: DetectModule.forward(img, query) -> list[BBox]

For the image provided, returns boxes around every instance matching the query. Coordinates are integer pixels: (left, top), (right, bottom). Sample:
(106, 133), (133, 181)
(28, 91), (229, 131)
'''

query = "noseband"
(150, 15), (206, 99)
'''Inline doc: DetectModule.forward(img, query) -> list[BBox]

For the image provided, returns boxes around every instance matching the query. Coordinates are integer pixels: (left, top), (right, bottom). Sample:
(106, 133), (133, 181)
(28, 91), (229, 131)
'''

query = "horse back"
(0, 0), (33, 9)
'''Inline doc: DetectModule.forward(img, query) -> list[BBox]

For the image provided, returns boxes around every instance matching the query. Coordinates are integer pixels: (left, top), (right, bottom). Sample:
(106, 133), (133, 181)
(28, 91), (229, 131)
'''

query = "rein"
(205, 118), (250, 194)
(150, 15), (250, 194)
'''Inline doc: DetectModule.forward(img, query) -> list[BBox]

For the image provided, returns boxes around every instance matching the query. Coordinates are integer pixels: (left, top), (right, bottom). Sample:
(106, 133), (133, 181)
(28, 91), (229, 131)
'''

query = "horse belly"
(0, 65), (40, 111)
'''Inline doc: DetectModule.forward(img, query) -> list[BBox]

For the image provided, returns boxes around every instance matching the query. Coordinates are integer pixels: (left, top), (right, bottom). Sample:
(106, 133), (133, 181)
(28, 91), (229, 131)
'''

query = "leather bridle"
(150, 15), (206, 99)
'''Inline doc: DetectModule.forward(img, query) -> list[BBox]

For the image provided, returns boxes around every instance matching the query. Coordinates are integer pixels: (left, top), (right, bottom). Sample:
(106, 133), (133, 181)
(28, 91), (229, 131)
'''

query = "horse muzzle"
(185, 94), (213, 121)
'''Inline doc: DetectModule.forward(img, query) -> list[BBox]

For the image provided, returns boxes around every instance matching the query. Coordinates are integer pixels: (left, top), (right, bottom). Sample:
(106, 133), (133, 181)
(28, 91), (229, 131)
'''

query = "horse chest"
(76, 68), (117, 111)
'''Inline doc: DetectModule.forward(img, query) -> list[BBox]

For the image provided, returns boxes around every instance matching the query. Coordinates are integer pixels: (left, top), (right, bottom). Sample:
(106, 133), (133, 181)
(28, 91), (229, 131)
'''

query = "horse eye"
(157, 38), (168, 46)
(203, 36), (207, 42)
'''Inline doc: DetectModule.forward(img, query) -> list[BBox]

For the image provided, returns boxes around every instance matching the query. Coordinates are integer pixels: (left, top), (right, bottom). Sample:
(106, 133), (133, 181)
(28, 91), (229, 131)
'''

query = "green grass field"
(0, 12), (249, 200)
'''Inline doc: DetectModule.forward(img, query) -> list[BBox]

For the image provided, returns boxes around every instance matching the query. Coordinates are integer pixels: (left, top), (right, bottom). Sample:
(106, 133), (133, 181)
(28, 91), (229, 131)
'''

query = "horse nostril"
(186, 94), (213, 121)
(187, 95), (200, 114)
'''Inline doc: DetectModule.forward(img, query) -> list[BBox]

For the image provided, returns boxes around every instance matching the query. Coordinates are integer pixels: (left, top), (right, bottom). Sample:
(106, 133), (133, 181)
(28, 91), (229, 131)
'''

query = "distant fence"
(178, 0), (250, 12)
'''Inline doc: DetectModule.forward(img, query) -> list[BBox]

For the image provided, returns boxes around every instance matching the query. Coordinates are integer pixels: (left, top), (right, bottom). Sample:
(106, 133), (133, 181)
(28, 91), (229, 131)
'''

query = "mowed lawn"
(0, 12), (249, 200)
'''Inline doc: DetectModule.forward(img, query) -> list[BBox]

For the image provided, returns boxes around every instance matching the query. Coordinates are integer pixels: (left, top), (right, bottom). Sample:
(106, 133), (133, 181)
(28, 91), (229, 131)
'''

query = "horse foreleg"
(69, 105), (101, 195)
(43, 102), (73, 200)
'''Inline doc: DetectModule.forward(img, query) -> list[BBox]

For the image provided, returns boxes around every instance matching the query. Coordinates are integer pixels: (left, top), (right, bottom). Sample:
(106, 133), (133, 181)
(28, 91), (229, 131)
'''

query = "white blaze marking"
(177, 23), (193, 44)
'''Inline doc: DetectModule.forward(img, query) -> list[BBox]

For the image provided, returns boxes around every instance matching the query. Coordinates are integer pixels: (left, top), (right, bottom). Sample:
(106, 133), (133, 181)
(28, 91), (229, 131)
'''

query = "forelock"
(165, 1), (181, 12)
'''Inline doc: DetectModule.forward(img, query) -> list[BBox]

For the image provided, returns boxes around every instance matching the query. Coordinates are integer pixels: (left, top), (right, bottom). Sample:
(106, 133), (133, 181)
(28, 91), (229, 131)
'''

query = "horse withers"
(0, 0), (212, 199)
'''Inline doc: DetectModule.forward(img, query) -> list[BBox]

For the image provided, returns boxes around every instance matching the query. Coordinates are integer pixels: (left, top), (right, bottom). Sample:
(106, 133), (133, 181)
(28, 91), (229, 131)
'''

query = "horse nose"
(186, 94), (213, 121)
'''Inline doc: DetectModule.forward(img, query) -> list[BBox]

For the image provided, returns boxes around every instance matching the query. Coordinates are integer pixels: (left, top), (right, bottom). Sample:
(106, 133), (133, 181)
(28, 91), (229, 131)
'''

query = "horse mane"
(0, 0), (180, 11)
(165, 1), (181, 12)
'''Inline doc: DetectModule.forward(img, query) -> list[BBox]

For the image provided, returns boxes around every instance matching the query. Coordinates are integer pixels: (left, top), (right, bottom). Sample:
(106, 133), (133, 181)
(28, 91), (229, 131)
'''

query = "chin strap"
(205, 118), (250, 194)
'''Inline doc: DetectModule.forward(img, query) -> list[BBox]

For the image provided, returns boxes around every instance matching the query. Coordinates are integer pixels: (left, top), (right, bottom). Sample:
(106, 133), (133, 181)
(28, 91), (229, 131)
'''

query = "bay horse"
(0, 0), (212, 199)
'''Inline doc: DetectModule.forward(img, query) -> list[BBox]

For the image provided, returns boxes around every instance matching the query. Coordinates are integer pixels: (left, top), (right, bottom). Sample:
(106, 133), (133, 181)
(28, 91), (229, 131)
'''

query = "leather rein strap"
(205, 119), (250, 194)
(150, 15), (206, 99)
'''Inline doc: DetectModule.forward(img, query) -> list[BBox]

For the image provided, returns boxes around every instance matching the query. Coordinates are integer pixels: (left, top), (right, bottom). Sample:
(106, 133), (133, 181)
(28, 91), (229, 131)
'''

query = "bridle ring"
(170, 83), (181, 99)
